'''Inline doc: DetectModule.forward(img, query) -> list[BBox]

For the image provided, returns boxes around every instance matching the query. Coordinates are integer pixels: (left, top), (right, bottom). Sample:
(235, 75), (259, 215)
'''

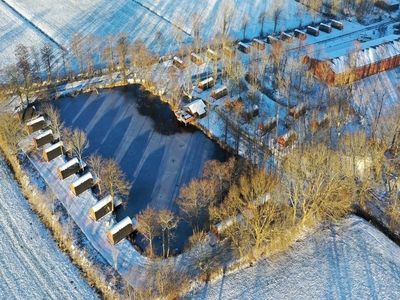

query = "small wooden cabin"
(89, 195), (113, 221)
(223, 46), (235, 58)
(277, 130), (297, 147)
(319, 23), (332, 33)
(307, 26), (320, 36)
(206, 49), (219, 61)
(331, 19), (344, 30)
(26, 116), (46, 134)
(172, 56), (185, 69)
(281, 32), (293, 42)
(375, 0), (400, 12)
(238, 42), (251, 54)
(252, 39), (265, 50)
(267, 35), (280, 44)
(58, 158), (81, 180)
(107, 217), (134, 245)
(43, 141), (64, 162)
(191, 53), (204, 65)
(198, 77), (215, 90)
(33, 129), (53, 148)
(211, 86), (228, 100)
(294, 29), (307, 40)
(70, 172), (94, 196)
(310, 114), (329, 132)
(257, 117), (277, 136)
(289, 103), (306, 119)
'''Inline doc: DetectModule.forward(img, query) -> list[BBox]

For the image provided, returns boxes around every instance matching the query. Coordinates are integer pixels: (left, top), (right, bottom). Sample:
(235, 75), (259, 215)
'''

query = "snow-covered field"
(0, 1), (53, 71)
(188, 216), (400, 299)
(0, 0), (318, 73)
(0, 157), (98, 299)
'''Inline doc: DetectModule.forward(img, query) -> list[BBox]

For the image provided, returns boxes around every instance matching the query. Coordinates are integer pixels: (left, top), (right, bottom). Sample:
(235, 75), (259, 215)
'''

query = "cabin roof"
(91, 195), (113, 213)
(199, 77), (214, 84)
(36, 129), (53, 139)
(109, 216), (132, 235)
(71, 172), (93, 188)
(213, 86), (227, 93)
(44, 141), (63, 153)
(185, 100), (207, 116)
(27, 116), (45, 126)
(59, 157), (79, 171)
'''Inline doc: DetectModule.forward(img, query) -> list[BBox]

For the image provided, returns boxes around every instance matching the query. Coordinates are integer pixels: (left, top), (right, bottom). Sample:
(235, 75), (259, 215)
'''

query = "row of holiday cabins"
(25, 112), (134, 245)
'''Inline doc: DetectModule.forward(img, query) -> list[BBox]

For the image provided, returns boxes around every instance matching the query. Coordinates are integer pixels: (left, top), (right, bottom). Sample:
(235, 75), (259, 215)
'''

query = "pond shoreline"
(51, 84), (231, 255)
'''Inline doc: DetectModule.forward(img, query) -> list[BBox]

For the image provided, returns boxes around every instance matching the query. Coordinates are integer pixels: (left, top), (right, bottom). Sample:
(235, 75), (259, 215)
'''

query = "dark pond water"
(53, 85), (229, 253)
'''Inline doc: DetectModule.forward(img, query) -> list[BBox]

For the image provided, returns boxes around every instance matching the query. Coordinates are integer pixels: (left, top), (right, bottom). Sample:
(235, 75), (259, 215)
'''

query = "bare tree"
(71, 33), (85, 74)
(241, 14), (250, 40)
(177, 179), (217, 232)
(87, 154), (105, 193)
(61, 49), (71, 79)
(191, 13), (202, 52)
(158, 209), (179, 257)
(281, 143), (355, 226)
(136, 207), (160, 257)
(30, 47), (41, 83)
(131, 40), (154, 78)
(117, 34), (129, 83)
(102, 35), (115, 77)
(63, 128), (89, 166)
(41, 43), (55, 81)
(258, 11), (268, 37)
(87, 155), (130, 209)
(101, 159), (131, 209)
(5, 65), (24, 107)
(0, 113), (26, 154)
(202, 157), (237, 203)
(221, 0), (234, 36)
(15, 44), (32, 104)
(42, 104), (63, 139)
(271, 5), (283, 33)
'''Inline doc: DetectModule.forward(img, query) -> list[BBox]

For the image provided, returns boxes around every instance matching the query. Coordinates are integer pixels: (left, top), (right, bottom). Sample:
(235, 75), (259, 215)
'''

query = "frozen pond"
(53, 85), (229, 252)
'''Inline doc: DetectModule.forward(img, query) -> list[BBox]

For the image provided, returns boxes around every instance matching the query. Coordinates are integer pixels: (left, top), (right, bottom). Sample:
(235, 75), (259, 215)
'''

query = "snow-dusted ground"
(187, 216), (400, 300)
(0, 157), (98, 299)
(0, 1), (54, 71)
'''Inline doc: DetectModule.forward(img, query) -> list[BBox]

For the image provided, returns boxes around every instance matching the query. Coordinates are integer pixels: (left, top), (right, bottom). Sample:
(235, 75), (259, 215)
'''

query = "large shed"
(43, 142), (64, 162)
(305, 35), (400, 85)
(107, 217), (134, 245)
(70, 172), (94, 196)
(185, 100), (207, 117)
(89, 195), (114, 221)
(58, 158), (81, 180)
(33, 129), (54, 148)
